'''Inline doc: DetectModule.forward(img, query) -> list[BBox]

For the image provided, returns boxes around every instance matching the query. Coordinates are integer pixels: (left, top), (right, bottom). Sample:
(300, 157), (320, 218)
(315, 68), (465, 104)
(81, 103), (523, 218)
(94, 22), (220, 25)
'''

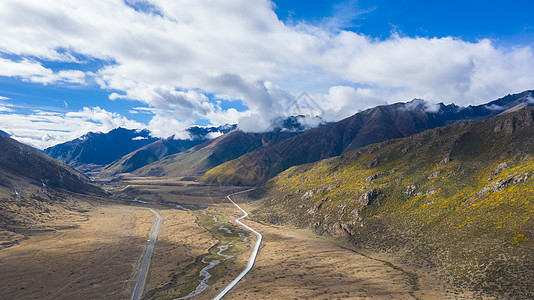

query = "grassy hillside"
(100, 137), (204, 176)
(133, 130), (297, 179)
(203, 90), (534, 186)
(252, 107), (534, 298)
(0, 133), (102, 249)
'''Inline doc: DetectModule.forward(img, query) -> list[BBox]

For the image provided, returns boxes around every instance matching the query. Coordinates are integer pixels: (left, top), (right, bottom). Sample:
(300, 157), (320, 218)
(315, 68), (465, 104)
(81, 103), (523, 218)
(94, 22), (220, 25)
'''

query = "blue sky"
(0, 0), (533, 148)
(276, 0), (534, 42)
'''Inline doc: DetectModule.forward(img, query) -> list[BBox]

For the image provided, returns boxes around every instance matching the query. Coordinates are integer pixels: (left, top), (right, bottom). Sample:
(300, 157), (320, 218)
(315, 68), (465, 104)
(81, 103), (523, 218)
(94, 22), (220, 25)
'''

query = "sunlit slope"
(100, 137), (204, 176)
(254, 106), (534, 298)
(133, 130), (297, 178)
(203, 90), (534, 186)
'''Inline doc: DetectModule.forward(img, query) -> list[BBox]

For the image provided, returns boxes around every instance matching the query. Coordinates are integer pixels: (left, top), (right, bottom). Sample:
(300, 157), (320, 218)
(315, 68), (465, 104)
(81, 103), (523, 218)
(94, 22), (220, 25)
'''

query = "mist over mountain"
(186, 124), (237, 139)
(204, 90), (534, 185)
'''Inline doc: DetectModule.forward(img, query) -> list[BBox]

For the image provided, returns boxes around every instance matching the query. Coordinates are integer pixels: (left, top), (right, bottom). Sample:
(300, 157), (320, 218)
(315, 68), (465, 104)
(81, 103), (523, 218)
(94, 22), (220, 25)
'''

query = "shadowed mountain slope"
(0, 133), (102, 247)
(44, 127), (159, 170)
(100, 124), (238, 176)
(0, 132), (97, 193)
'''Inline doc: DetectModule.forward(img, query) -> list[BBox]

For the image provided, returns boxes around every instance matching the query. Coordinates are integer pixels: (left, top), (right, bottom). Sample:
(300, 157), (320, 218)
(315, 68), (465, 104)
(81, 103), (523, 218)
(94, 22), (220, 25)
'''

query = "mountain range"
(2, 90), (534, 298)
(203, 90), (534, 185)
(42, 90), (534, 183)
(43, 127), (159, 172)
(127, 129), (300, 179)
(44, 124), (237, 174)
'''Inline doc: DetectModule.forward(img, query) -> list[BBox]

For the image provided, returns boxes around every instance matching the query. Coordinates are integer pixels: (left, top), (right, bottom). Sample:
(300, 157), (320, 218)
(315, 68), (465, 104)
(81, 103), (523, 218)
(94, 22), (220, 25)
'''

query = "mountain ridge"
(130, 129), (300, 179)
(203, 90), (534, 186)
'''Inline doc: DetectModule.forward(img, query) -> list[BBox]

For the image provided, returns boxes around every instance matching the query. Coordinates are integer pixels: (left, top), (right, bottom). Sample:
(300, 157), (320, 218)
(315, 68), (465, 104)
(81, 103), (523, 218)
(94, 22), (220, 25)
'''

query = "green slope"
(100, 137), (204, 176)
(252, 107), (534, 298)
(133, 130), (297, 179)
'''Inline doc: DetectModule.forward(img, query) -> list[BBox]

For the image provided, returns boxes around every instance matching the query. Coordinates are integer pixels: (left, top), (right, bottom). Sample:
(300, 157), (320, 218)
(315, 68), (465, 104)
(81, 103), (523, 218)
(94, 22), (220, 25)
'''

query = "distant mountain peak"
(44, 127), (160, 169)
(401, 98), (444, 113)
(186, 124), (237, 140)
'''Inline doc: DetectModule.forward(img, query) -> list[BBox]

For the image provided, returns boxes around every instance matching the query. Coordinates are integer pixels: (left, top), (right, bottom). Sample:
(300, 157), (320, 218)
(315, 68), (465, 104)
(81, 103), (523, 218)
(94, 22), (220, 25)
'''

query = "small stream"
(174, 210), (248, 300)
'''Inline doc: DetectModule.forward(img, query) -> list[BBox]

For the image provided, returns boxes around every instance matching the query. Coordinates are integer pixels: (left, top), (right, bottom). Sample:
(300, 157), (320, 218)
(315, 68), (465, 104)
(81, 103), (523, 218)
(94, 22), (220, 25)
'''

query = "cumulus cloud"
(0, 57), (86, 84)
(0, 106), (143, 149)
(0, 0), (533, 138)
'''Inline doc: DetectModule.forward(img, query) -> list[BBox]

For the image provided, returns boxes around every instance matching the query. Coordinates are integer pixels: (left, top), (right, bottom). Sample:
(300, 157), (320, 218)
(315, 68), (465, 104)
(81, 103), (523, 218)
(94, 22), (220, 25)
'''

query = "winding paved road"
(131, 207), (162, 300)
(212, 189), (262, 300)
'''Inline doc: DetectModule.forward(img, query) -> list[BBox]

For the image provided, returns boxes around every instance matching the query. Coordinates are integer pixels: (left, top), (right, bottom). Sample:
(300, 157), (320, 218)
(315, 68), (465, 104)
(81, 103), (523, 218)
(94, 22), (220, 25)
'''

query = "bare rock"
(301, 190), (314, 200)
(329, 222), (354, 237)
(439, 154), (451, 165)
(358, 188), (381, 205)
(428, 170), (441, 179)
(491, 162), (508, 177)
(405, 184), (417, 196)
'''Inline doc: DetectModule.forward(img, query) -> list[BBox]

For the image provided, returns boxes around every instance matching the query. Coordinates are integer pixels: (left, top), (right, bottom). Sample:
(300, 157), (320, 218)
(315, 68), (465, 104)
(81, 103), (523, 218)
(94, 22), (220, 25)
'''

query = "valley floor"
(0, 179), (482, 299)
(0, 203), (216, 300)
(202, 202), (476, 300)
(0, 205), (154, 299)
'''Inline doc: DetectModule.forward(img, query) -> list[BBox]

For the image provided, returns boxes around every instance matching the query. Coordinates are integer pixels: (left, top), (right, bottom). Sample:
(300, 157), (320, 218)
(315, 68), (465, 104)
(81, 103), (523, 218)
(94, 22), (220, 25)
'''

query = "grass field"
(0, 205), (153, 299)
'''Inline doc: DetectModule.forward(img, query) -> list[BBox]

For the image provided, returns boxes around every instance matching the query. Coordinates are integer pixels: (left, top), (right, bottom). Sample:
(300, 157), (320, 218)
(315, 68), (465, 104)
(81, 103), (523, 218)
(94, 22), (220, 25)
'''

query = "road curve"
(131, 207), (162, 300)
(212, 189), (262, 300)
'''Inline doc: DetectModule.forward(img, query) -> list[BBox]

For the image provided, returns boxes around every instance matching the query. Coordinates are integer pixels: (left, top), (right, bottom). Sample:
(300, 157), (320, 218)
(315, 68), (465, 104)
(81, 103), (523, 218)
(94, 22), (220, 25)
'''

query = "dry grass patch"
(0, 205), (153, 299)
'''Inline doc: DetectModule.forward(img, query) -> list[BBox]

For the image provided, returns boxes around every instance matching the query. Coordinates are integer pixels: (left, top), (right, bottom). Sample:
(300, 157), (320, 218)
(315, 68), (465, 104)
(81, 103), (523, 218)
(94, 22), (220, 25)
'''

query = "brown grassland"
(1, 176), (476, 299)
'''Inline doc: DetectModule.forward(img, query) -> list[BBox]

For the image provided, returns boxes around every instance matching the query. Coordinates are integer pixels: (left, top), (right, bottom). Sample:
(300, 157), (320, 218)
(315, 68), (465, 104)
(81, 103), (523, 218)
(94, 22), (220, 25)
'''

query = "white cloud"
(146, 114), (190, 139)
(0, 0), (533, 137)
(0, 106), (143, 149)
(205, 131), (224, 139)
(316, 86), (387, 122)
(0, 106), (14, 112)
(0, 99), (14, 113)
(0, 57), (87, 84)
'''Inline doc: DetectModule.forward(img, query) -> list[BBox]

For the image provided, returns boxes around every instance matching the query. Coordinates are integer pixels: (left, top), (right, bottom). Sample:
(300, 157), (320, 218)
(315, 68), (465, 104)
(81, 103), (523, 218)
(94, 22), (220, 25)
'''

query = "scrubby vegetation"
(253, 107), (534, 298)
(145, 209), (249, 300)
